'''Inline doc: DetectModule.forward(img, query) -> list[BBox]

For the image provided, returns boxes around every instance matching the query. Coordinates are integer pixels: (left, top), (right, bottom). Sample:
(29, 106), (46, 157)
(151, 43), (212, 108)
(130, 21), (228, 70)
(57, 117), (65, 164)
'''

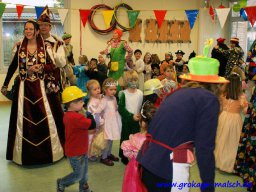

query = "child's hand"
(133, 114), (140, 121)
(84, 66), (89, 71)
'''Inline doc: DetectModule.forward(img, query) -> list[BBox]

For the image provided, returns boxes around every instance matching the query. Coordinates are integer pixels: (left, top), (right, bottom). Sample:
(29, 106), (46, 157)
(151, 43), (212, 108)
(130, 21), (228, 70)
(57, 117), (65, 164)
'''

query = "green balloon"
(233, 4), (241, 12)
(239, 0), (247, 8)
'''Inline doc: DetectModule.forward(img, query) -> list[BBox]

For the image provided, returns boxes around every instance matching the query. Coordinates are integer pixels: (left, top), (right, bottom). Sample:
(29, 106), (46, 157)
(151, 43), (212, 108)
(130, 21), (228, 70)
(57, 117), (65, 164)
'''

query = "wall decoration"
(180, 20), (191, 43)
(157, 20), (169, 43)
(129, 19), (142, 42)
(168, 20), (180, 43)
(145, 19), (158, 43)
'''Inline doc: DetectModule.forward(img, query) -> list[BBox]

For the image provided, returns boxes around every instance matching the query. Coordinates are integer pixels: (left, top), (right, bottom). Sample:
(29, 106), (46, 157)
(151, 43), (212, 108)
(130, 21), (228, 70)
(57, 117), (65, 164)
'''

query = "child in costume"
(158, 52), (174, 81)
(174, 50), (185, 81)
(121, 101), (157, 159)
(121, 101), (157, 192)
(151, 54), (161, 79)
(161, 65), (178, 98)
(95, 78), (122, 166)
(143, 52), (152, 81)
(57, 86), (95, 192)
(143, 78), (164, 108)
(133, 49), (145, 91)
(86, 80), (104, 161)
(73, 55), (90, 102)
(85, 58), (107, 86)
(118, 71), (143, 165)
(97, 55), (108, 77)
(215, 73), (248, 173)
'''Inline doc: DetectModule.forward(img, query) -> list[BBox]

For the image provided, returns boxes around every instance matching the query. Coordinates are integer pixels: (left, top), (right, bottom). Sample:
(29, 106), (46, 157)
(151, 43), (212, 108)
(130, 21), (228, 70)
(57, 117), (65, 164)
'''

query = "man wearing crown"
(38, 6), (67, 91)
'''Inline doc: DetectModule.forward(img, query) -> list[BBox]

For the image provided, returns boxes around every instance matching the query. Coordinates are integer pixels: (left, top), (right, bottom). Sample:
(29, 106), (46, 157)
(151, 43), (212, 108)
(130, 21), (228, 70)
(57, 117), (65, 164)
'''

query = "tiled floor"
(0, 103), (247, 192)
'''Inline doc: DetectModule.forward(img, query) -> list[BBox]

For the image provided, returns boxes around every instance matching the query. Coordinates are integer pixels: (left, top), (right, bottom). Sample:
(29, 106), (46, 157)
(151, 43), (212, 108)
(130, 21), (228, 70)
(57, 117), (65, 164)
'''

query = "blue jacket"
(137, 87), (219, 192)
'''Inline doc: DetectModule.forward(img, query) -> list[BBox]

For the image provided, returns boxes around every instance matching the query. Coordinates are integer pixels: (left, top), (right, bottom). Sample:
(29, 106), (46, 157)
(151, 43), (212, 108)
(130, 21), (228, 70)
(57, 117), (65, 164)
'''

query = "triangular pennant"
(127, 10), (140, 28)
(240, 8), (248, 21)
(154, 10), (167, 28)
(35, 6), (44, 19)
(218, 4), (226, 8)
(245, 6), (256, 27)
(215, 8), (230, 28)
(79, 9), (91, 27)
(58, 9), (68, 25)
(102, 10), (114, 28)
(16, 4), (24, 20)
(0, 3), (6, 19)
(185, 10), (199, 29)
(209, 6), (215, 21)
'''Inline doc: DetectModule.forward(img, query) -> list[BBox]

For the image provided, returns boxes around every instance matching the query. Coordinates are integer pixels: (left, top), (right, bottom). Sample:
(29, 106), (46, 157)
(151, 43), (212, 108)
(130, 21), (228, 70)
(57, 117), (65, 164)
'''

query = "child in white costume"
(134, 49), (145, 91)
(118, 70), (143, 165)
(95, 78), (122, 166)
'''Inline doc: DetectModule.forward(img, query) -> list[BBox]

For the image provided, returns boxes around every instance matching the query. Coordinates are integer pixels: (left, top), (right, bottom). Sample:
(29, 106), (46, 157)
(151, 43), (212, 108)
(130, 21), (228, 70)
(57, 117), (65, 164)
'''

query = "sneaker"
(57, 179), (64, 192)
(107, 154), (119, 162)
(100, 158), (114, 166)
(80, 183), (93, 192)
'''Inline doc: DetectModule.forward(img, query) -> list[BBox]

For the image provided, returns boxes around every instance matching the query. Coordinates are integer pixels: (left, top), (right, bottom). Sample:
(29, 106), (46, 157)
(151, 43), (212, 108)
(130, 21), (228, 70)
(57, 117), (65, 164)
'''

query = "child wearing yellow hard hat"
(57, 86), (95, 192)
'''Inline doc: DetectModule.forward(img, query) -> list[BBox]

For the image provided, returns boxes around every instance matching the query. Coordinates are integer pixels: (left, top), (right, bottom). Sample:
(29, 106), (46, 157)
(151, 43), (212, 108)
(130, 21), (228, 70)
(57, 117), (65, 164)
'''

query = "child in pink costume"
(86, 80), (104, 161)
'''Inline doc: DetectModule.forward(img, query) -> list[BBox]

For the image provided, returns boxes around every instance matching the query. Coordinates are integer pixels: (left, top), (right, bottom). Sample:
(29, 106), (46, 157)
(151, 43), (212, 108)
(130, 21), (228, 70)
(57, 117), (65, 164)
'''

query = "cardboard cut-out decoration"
(180, 20), (191, 43)
(129, 19), (142, 42)
(157, 20), (169, 43)
(168, 20), (180, 43)
(145, 19), (158, 43)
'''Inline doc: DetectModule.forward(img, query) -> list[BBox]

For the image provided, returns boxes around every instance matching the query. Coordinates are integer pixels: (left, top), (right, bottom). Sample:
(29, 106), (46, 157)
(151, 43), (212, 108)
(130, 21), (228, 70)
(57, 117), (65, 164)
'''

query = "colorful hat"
(217, 37), (225, 44)
(179, 57), (229, 83)
(230, 37), (239, 43)
(62, 33), (72, 40)
(38, 6), (51, 25)
(175, 50), (185, 55)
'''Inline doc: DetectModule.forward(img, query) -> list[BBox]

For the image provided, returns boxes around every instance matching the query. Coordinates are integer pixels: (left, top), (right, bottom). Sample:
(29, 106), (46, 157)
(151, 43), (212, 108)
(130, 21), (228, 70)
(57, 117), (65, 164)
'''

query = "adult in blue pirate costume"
(1, 19), (65, 165)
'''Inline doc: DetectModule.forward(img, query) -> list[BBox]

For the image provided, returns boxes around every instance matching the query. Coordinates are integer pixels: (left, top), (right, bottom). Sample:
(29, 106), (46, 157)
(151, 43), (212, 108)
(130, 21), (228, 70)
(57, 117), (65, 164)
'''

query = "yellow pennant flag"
(102, 10), (114, 28)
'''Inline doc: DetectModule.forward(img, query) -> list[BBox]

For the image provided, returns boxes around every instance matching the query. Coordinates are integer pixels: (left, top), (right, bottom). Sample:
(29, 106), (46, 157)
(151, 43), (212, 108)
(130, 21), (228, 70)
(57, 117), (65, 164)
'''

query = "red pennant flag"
(154, 10), (167, 28)
(218, 4), (225, 8)
(245, 6), (256, 27)
(209, 6), (215, 21)
(79, 9), (91, 27)
(16, 4), (24, 20)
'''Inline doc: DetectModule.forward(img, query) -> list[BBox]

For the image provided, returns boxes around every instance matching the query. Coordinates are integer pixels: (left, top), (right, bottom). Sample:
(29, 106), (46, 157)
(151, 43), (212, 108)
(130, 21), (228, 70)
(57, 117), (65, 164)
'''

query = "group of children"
(55, 45), (252, 191)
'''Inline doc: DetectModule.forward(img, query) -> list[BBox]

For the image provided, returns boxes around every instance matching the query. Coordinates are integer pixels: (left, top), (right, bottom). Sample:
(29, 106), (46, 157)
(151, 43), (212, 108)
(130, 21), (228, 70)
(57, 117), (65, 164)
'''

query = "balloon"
(239, 0), (247, 8)
(233, 4), (241, 12)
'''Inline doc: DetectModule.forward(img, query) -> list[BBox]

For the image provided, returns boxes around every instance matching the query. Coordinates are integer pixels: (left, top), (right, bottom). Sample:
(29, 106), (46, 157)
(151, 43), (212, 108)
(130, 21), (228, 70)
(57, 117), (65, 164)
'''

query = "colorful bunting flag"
(79, 9), (91, 27)
(240, 8), (248, 21)
(127, 10), (140, 28)
(185, 10), (199, 29)
(154, 10), (167, 28)
(245, 6), (256, 27)
(209, 6), (215, 21)
(102, 10), (114, 28)
(0, 3), (6, 19)
(58, 9), (68, 25)
(16, 4), (24, 20)
(215, 8), (230, 28)
(35, 6), (44, 19)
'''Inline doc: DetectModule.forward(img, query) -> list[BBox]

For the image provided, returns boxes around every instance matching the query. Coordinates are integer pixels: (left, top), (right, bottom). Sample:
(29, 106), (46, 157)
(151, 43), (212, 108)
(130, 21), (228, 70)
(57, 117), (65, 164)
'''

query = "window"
(230, 0), (256, 57)
(0, 0), (64, 72)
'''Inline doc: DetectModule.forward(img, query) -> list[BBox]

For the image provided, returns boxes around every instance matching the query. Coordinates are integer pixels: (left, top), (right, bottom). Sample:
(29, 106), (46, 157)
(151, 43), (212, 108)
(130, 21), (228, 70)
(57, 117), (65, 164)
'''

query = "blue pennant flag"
(240, 8), (248, 21)
(185, 10), (199, 29)
(35, 6), (44, 19)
